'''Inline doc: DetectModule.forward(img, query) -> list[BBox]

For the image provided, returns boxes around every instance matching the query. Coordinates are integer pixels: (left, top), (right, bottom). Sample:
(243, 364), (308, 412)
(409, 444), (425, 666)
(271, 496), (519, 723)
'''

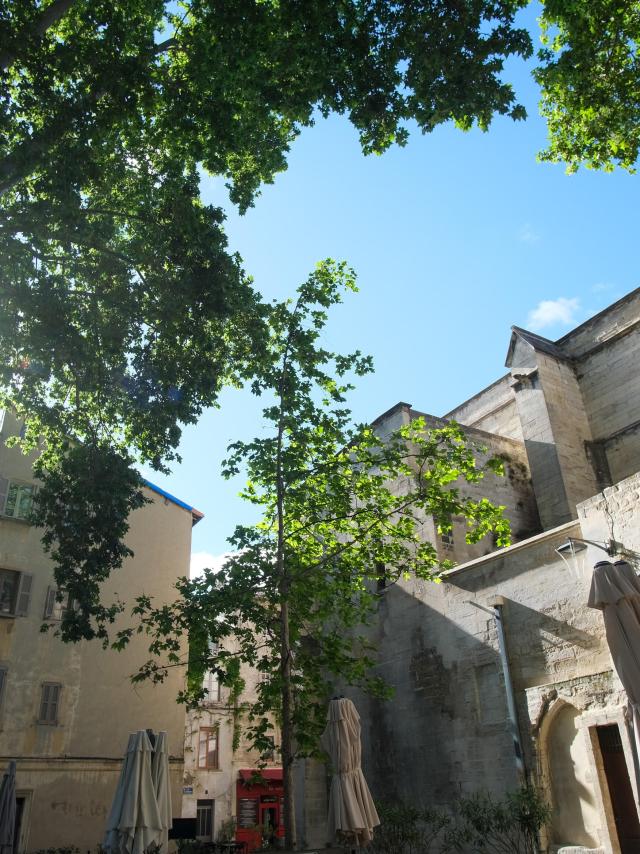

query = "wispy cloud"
(518, 223), (540, 244)
(591, 282), (613, 293)
(190, 551), (233, 578)
(527, 297), (580, 332)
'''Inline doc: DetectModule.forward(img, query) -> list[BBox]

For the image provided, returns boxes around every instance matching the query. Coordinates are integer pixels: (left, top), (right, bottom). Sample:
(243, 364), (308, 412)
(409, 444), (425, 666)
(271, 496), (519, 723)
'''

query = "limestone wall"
(556, 288), (640, 358)
(445, 375), (523, 442)
(353, 469), (640, 841)
(9, 759), (183, 851)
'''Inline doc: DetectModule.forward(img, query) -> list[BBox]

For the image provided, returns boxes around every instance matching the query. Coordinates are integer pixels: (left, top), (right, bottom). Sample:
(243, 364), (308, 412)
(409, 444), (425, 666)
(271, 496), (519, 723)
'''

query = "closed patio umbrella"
(103, 731), (164, 854)
(150, 732), (172, 852)
(0, 760), (16, 854)
(320, 697), (380, 848)
(588, 560), (640, 800)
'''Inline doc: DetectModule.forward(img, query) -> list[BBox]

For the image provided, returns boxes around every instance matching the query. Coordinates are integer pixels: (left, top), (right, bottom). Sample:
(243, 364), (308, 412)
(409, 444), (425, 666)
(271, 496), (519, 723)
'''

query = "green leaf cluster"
(536, 0), (640, 172)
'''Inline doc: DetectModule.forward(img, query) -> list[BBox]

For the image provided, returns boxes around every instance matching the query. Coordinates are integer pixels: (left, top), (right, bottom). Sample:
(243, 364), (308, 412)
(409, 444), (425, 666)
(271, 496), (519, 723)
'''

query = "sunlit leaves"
(129, 263), (510, 767)
(536, 0), (640, 172)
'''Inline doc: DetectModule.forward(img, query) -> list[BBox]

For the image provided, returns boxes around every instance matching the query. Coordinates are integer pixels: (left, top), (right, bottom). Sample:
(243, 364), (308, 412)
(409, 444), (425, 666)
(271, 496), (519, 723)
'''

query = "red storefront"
(236, 769), (284, 852)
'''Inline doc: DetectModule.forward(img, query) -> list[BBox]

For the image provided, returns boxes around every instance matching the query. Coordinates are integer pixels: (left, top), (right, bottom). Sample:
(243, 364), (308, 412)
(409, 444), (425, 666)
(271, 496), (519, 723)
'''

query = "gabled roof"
(505, 326), (566, 367)
(143, 479), (204, 525)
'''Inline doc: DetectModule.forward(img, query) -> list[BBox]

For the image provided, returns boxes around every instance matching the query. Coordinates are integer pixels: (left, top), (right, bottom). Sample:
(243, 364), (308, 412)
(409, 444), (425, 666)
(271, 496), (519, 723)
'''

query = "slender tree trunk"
(276, 357), (295, 850)
(279, 598), (296, 850)
(275, 298), (302, 850)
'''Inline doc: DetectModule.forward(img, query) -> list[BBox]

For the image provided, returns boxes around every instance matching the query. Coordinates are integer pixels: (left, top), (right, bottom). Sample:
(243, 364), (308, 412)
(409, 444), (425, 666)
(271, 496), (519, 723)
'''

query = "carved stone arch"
(537, 698), (601, 850)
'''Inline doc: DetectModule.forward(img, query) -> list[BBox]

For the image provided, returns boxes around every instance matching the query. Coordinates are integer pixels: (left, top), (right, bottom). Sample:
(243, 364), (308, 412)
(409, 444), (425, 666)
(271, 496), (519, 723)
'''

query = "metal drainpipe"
(471, 599), (527, 781)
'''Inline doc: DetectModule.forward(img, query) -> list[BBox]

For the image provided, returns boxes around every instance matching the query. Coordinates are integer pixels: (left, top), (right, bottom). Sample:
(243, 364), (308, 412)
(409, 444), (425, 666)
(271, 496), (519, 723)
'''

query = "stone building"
(354, 288), (640, 853)
(0, 410), (201, 851)
(181, 645), (282, 846)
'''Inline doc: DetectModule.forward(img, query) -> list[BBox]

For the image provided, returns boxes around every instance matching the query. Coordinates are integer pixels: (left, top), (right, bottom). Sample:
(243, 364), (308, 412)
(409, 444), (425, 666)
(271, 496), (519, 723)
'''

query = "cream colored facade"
(182, 656), (280, 842)
(0, 411), (199, 851)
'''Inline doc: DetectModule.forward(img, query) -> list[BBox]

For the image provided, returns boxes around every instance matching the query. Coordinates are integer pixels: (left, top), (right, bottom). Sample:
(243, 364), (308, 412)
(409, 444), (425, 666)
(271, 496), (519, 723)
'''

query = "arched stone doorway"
(543, 701), (601, 849)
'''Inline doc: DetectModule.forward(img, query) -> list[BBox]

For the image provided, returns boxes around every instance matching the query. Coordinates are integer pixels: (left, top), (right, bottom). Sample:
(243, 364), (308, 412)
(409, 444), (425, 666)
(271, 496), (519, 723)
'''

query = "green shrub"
(445, 786), (550, 854)
(371, 802), (451, 854)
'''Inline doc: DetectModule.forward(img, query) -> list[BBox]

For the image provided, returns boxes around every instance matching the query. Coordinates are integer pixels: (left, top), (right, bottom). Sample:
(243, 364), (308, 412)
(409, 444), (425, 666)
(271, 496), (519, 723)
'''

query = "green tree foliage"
(2, 0), (635, 637)
(536, 1), (640, 173)
(0, 0), (532, 619)
(126, 261), (510, 849)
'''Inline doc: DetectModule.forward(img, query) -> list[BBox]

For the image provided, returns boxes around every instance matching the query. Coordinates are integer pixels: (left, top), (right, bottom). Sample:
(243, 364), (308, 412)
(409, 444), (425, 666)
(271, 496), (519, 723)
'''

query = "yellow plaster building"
(0, 410), (202, 851)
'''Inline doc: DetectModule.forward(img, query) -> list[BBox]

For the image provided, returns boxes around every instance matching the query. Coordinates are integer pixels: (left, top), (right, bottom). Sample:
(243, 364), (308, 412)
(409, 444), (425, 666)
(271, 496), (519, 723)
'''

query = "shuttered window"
(43, 586), (70, 621)
(0, 570), (32, 616)
(198, 727), (219, 769)
(38, 683), (61, 724)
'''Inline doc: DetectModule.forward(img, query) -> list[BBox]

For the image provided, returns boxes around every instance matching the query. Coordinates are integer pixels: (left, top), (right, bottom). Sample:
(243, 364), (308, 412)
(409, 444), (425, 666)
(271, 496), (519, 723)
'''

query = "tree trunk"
(280, 598), (297, 850)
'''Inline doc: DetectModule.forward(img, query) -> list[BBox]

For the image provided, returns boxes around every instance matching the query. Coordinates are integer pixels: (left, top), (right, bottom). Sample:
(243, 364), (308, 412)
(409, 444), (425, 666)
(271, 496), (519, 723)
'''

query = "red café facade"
(236, 769), (284, 852)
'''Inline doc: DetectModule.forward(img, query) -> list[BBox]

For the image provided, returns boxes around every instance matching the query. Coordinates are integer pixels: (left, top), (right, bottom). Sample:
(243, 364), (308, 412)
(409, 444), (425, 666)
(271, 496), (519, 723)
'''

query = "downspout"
(470, 598), (527, 781)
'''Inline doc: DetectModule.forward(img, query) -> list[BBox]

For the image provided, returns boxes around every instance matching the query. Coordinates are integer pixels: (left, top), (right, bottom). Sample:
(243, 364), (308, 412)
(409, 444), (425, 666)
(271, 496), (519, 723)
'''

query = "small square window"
(198, 727), (219, 769)
(38, 683), (61, 725)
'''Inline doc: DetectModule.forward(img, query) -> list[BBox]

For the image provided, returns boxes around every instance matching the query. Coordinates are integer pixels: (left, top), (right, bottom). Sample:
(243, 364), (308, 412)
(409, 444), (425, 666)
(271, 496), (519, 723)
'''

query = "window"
(0, 478), (36, 520)
(196, 799), (214, 840)
(38, 683), (61, 724)
(202, 640), (220, 702)
(198, 727), (219, 769)
(43, 586), (72, 621)
(441, 530), (454, 547)
(203, 670), (220, 702)
(0, 667), (6, 709)
(439, 517), (454, 549)
(0, 570), (33, 616)
(375, 562), (387, 592)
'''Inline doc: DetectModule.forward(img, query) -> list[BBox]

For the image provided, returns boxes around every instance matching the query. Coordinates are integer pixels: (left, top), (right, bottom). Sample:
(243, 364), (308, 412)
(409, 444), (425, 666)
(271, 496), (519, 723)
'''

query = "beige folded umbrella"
(588, 559), (640, 800)
(321, 697), (380, 848)
(103, 731), (164, 854)
(151, 732), (172, 852)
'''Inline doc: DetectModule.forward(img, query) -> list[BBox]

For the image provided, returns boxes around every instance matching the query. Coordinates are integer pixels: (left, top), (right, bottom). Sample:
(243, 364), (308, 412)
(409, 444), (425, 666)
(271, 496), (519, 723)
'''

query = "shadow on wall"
(348, 555), (610, 848)
(348, 581), (519, 809)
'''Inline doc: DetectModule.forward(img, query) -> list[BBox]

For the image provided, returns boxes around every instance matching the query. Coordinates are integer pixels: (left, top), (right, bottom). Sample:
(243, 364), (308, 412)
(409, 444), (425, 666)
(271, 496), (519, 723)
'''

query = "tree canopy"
(1, 0), (637, 621)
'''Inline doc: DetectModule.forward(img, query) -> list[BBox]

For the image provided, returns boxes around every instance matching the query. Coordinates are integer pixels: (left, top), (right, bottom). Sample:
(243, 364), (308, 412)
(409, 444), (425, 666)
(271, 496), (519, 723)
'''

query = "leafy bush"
(371, 802), (451, 854)
(445, 786), (550, 854)
(370, 787), (549, 854)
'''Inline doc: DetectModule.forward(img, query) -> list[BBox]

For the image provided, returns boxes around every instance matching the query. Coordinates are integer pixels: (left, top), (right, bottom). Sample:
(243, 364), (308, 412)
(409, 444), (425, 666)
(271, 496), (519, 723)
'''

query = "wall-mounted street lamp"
(554, 537), (617, 558)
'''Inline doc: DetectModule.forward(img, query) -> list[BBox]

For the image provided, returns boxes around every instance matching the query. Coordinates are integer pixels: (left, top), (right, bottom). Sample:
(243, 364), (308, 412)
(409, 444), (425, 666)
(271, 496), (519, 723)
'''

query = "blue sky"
(142, 7), (639, 567)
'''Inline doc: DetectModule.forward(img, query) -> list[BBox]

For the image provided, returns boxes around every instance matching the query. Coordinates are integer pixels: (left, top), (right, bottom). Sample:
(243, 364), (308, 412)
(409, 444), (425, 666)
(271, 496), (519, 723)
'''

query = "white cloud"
(591, 282), (613, 293)
(190, 551), (233, 578)
(518, 223), (540, 244)
(527, 297), (580, 332)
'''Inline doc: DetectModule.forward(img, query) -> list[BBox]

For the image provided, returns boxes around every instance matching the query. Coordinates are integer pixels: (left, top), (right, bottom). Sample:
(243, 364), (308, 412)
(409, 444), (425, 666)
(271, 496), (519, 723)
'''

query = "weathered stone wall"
(445, 375), (523, 442)
(576, 323), (640, 487)
(556, 288), (640, 358)
(534, 351), (599, 517)
(9, 759), (183, 851)
(353, 470), (640, 852)
(373, 404), (540, 566)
